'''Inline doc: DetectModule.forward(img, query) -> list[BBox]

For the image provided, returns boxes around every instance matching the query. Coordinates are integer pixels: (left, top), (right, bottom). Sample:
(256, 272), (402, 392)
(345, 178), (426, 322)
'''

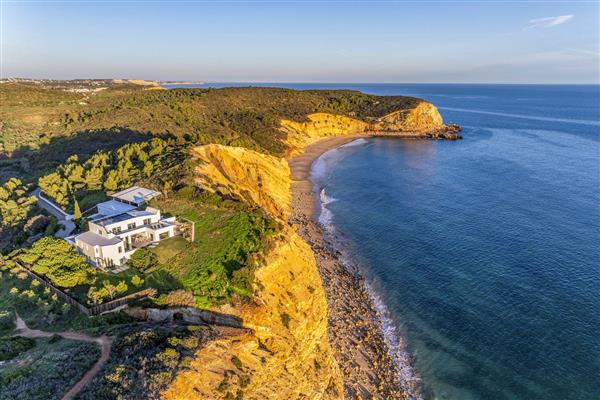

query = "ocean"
(167, 83), (600, 399)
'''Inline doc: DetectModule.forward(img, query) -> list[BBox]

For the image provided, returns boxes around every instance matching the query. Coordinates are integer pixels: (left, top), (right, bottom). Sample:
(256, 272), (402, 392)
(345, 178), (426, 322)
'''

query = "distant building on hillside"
(66, 186), (179, 269)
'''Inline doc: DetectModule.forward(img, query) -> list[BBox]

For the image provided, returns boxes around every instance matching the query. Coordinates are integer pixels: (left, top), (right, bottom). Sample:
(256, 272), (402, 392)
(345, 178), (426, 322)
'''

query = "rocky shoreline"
(288, 135), (428, 399)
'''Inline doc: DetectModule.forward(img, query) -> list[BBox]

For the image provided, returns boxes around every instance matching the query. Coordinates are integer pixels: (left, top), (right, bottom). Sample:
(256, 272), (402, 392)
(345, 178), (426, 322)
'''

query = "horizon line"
(3, 77), (600, 85)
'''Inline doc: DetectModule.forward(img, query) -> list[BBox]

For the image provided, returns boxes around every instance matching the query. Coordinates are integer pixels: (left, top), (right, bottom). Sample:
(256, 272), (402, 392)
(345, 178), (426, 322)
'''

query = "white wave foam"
(316, 191), (424, 399)
(439, 106), (600, 127)
(310, 148), (342, 186)
(318, 188), (336, 227)
(310, 138), (371, 186)
(341, 138), (369, 148)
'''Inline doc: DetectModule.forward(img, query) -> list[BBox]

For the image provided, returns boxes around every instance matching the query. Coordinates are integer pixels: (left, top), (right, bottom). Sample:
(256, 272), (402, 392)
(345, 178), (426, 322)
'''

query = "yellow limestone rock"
(280, 100), (445, 156)
(191, 144), (292, 220)
(162, 229), (342, 400)
(281, 113), (370, 157)
(164, 101), (445, 399)
(376, 101), (444, 132)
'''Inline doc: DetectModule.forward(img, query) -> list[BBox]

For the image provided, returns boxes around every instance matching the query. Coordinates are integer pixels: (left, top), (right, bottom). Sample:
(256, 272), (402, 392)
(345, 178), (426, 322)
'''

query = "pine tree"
(73, 198), (82, 219)
(104, 170), (119, 191)
(143, 161), (154, 177)
(85, 167), (103, 190)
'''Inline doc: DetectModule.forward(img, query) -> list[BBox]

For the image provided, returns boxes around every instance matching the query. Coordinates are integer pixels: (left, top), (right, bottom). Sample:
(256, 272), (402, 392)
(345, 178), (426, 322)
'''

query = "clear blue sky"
(1, 1), (598, 83)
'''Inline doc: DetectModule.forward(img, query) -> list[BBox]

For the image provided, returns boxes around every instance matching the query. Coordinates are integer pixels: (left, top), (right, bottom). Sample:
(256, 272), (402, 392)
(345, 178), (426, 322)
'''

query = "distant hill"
(1, 81), (430, 156)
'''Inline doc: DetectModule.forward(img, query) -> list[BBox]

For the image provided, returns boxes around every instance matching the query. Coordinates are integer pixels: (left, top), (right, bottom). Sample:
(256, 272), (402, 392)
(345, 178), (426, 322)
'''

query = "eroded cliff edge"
(162, 100), (452, 399)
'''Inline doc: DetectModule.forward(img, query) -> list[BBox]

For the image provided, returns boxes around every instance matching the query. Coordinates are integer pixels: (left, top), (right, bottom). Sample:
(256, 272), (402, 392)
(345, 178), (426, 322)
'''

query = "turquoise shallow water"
(169, 83), (600, 399)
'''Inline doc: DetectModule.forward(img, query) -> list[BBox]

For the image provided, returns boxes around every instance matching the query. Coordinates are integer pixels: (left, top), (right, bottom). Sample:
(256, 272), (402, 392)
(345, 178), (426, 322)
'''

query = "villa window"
(127, 222), (136, 230)
(143, 218), (151, 225)
(118, 246), (122, 253)
(112, 226), (122, 234)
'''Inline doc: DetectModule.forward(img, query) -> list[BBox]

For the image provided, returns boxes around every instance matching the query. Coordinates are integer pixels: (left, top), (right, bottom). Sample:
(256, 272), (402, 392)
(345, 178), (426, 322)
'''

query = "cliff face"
(163, 228), (342, 400)
(280, 100), (445, 156)
(375, 101), (443, 132)
(163, 101), (447, 399)
(191, 145), (291, 220)
(163, 145), (342, 399)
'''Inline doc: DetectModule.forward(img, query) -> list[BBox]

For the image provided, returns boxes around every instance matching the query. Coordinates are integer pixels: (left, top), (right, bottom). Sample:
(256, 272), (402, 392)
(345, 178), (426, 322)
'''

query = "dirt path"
(14, 315), (111, 400)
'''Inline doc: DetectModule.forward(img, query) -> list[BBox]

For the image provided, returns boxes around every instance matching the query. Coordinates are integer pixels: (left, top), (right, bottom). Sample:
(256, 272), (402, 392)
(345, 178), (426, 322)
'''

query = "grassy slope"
(147, 189), (276, 307)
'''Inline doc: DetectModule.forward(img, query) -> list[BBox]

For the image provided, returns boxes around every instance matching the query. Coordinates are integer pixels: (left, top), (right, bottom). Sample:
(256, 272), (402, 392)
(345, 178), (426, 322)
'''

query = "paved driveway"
(32, 188), (76, 238)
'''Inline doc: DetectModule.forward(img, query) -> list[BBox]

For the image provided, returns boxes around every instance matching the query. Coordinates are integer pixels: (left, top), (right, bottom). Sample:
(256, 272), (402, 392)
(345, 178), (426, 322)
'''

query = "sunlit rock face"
(280, 101), (445, 156)
(162, 145), (341, 399)
(164, 100), (445, 399)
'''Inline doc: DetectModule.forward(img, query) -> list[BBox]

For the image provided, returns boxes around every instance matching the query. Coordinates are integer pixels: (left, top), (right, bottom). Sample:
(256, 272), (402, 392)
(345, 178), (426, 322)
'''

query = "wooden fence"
(88, 288), (156, 315)
(14, 262), (155, 316)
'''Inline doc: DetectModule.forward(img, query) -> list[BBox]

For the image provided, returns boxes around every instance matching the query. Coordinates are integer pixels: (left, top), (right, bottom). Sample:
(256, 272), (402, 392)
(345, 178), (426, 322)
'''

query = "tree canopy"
(16, 237), (94, 288)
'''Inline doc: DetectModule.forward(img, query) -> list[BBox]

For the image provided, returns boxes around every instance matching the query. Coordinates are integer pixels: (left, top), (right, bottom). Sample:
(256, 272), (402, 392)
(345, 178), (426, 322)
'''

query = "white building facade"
(70, 187), (179, 269)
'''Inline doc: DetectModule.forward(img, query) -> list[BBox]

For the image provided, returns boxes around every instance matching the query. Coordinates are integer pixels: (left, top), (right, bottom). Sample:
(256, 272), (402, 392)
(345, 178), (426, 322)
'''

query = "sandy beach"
(288, 135), (416, 399)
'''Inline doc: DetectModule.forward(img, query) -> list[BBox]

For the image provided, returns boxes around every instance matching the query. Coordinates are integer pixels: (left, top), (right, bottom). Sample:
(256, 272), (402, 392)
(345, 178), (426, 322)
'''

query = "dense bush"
(0, 178), (40, 252)
(0, 310), (15, 335)
(15, 237), (94, 288)
(0, 339), (99, 400)
(129, 248), (159, 271)
(77, 324), (217, 400)
(0, 336), (36, 361)
(37, 138), (187, 213)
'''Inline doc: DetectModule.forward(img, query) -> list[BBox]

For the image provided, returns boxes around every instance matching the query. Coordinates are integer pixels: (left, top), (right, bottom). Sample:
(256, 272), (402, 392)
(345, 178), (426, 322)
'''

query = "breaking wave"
(310, 140), (424, 400)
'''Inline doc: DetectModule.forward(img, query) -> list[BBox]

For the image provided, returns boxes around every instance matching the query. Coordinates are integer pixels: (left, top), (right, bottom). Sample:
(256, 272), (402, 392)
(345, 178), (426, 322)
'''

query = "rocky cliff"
(280, 100), (445, 156)
(191, 145), (292, 221)
(163, 144), (342, 399)
(163, 228), (342, 400)
(162, 100), (450, 399)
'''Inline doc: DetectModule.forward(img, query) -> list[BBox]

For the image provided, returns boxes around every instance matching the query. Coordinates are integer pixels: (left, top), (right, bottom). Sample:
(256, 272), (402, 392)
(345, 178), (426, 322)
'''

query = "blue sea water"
(312, 85), (600, 400)
(169, 83), (600, 399)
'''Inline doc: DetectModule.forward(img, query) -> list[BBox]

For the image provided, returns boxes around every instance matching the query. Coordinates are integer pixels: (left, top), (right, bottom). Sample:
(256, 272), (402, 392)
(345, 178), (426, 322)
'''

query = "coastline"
(288, 135), (422, 399)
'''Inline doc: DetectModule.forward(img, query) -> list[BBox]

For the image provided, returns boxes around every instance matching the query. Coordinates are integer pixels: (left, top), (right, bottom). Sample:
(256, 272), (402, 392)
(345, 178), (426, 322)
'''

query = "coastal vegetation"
(0, 337), (100, 400)
(38, 138), (188, 213)
(0, 80), (448, 399)
(76, 324), (219, 400)
(0, 177), (54, 252)
(1, 81), (426, 165)
(147, 187), (278, 307)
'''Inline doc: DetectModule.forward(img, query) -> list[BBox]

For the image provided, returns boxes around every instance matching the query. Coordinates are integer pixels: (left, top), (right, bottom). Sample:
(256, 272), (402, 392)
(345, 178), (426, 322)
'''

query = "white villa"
(68, 186), (179, 269)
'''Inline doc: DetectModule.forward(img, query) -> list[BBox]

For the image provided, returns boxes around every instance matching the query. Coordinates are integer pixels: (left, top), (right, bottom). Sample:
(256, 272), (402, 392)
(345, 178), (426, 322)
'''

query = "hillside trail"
(13, 314), (111, 400)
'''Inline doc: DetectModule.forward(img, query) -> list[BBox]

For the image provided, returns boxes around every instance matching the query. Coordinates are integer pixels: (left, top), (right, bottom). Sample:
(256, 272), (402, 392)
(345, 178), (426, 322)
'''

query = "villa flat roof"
(110, 186), (160, 205)
(93, 209), (157, 227)
(75, 231), (121, 247)
(96, 199), (136, 217)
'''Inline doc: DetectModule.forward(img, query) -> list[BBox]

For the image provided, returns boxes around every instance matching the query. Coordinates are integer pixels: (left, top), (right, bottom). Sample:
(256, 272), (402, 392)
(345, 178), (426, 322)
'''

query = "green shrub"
(48, 334), (62, 343)
(129, 249), (159, 271)
(0, 336), (36, 361)
(280, 312), (291, 329)
(231, 355), (243, 370)
(0, 310), (15, 334)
